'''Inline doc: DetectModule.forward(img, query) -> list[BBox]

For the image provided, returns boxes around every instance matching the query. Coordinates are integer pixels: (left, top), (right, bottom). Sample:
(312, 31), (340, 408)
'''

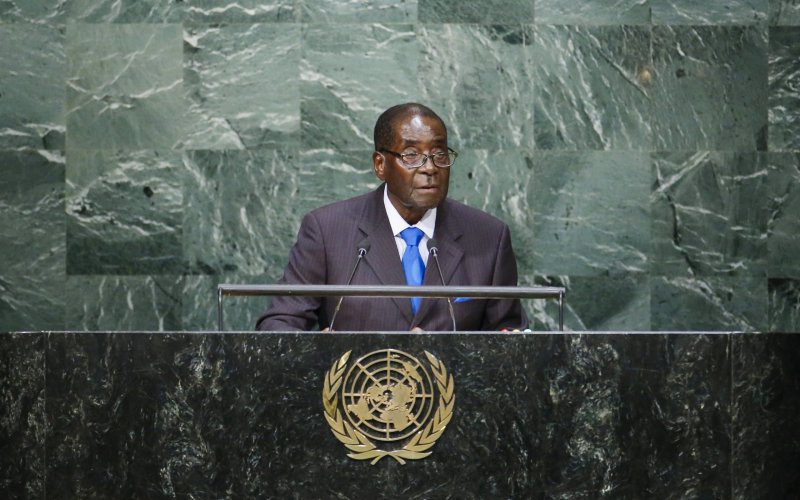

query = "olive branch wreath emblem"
(322, 350), (455, 465)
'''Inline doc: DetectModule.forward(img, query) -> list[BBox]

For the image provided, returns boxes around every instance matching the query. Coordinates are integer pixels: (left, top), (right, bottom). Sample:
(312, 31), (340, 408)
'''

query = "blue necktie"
(400, 227), (425, 315)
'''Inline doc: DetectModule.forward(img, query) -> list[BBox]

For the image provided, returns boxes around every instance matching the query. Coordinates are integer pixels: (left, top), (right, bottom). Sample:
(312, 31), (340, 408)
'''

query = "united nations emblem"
(322, 349), (455, 464)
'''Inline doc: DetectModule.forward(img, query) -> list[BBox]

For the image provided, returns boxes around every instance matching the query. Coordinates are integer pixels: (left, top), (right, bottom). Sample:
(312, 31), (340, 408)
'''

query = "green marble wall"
(1, 1), (799, 332)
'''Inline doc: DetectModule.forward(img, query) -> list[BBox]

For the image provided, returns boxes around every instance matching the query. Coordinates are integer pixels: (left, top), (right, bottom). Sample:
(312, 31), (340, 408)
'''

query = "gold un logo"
(322, 349), (455, 464)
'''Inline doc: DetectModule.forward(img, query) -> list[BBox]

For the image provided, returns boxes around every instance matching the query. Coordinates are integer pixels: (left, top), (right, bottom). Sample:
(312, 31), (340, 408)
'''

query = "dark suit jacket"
(256, 185), (528, 331)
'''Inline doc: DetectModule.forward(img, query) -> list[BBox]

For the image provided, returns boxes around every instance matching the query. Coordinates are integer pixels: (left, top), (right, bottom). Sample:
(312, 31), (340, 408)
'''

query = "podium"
(2, 330), (799, 498)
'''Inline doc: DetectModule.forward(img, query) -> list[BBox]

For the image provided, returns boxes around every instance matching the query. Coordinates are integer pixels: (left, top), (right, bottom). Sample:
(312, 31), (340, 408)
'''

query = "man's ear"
(373, 151), (386, 180)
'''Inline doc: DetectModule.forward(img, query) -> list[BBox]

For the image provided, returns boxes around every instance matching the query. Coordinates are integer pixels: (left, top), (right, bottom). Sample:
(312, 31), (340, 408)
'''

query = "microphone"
(427, 238), (456, 332)
(328, 238), (370, 332)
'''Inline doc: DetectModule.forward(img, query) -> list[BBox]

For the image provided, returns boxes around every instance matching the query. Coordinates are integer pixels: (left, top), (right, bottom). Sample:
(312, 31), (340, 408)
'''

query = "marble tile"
(0, 0), (62, 22)
(301, 24), (418, 150)
(418, 25), (535, 150)
(767, 153), (800, 278)
(64, 275), (183, 331)
(302, 0), (416, 22)
(66, 23), (183, 150)
(0, 24), (64, 150)
(768, 27), (800, 151)
(61, 0), (296, 23)
(448, 149), (535, 272)
(769, 279), (800, 330)
(419, 0), (534, 23)
(770, 0), (800, 24)
(651, 0), (768, 25)
(650, 26), (768, 151)
(0, 332), (44, 498)
(651, 275), (768, 330)
(66, 149), (183, 275)
(181, 24), (300, 150)
(732, 333), (800, 497)
(534, 0), (650, 25)
(0, 151), (66, 331)
(530, 151), (651, 277)
(532, 274), (651, 331)
(182, 274), (273, 331)
(651, 152), (769, 277)
(534, 25), (652, 151)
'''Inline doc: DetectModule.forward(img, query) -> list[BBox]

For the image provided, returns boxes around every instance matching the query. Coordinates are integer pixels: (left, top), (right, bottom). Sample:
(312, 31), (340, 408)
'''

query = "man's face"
(373, 113), (450, 225)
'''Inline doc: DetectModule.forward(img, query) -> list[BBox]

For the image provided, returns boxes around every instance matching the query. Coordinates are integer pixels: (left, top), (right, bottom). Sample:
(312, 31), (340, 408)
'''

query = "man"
(256, 103), (528, 331)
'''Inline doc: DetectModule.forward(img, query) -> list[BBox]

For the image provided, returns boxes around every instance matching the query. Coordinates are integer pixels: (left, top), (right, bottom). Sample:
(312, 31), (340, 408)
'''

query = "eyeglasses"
(379, 148), (458, 169)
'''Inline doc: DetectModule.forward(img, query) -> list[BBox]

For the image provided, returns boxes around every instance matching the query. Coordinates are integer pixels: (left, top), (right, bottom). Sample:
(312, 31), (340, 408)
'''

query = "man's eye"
(402, 153), (421, 161)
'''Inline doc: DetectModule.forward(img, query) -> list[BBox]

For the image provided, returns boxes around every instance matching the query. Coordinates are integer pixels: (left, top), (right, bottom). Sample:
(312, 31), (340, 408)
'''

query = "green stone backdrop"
(1, 0), (799, 331)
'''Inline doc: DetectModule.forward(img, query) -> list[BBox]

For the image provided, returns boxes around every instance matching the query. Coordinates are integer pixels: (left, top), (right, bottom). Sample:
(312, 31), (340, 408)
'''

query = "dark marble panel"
(732, 333), (800, 498)
(64, 275), (183, 331)
(418, 25), (535, 150)
(651, 26), (768, 151)
(302, 0), (416, 22)
(66, 23), (183, 150)
(0, 24), (64, 150)
(767, 153), (800, 278)
(181, 24), (300, 150)
(66, 149), (183, 275)
(0, 151), (66, 331)
(770, 0), (800, 24)
(301, 24), (418, 150)
(41, 332), (732, 498)
(0, 0), (297, 22)
(419, 0), (534, 23)
(534, 25), (651, 151)
(651, 0), (768, 25)
(0, 332), (44, 498)
(651, 152), (769, 277)
(533, 274), (651, 331)
(534, 0), (651, 25)
(768, 27), (800, 151)
(530, 151), (651, 277)
(651, 276), (768, 331)
(769, 279), (800, 331)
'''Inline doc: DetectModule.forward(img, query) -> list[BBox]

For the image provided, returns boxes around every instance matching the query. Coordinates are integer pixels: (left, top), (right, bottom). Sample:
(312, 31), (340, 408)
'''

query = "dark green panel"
(419, 0), (534, 23)
(531, 151), (651, 277)
(64, 275), (183, 331)
(651, 276), (768, 330)
(651, 0), (767, 25)
(651, 152), (768, 277)
(768, 27), (800, 151)
(767, 153), (800, 278)
(66, 24), (184, 150)
(769, 279), (800, 330)
(301, 24), (418, 150)
(535, 0), (650, 25)
(302, 0), (416, 22)
(770, 0), (800, 24)
(182, 24), (300, 150)
(418, 25), (535, 150)
(651, 26), (768, 151)
(66, 150), (183, 275)
(0, 151), (65, 331)
(0, 24), (64, 150)
(534, 25), (651, 150)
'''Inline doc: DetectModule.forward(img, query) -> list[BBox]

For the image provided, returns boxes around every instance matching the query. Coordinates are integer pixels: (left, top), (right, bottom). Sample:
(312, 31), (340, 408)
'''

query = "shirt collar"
(383, 185), (437, 239)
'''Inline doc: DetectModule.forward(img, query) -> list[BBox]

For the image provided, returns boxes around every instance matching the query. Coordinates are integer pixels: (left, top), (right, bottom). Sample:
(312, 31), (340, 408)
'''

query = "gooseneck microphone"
(427, 238), (456, 332)
(328, 238), (370, 332)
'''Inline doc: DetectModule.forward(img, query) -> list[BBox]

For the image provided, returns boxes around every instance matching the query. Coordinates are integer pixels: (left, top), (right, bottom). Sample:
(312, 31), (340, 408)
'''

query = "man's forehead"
(391, 113), (447, 141)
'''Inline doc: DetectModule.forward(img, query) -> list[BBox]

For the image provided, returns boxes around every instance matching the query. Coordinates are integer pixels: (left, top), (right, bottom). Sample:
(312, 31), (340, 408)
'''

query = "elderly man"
(256, 103), (527, 331)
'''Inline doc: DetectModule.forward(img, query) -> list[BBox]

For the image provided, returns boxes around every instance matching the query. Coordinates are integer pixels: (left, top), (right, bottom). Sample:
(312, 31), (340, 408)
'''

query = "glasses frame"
(379, 147), (458, 170)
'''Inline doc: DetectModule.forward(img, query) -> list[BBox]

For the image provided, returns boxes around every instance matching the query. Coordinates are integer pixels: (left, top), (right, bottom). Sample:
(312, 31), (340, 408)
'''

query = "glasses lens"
(401, 153), (424, 168)
(432, 152), (453, 168)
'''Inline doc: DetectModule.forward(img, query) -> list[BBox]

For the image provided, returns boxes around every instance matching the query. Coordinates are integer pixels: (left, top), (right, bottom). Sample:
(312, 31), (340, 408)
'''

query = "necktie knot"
(400, 227), (424, 247)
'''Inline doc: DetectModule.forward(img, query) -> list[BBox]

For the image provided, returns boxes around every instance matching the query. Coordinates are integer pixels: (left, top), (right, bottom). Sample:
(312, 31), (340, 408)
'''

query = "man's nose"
(417, 155), (437, 173)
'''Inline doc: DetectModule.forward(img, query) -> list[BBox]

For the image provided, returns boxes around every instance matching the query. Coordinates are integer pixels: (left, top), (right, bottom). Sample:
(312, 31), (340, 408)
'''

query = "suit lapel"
(416, 200), (464, 321)
(358, 186), (414, 323)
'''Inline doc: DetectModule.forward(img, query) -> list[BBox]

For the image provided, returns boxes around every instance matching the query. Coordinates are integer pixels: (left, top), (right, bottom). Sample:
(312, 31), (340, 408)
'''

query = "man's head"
(372, 103), (452, 225)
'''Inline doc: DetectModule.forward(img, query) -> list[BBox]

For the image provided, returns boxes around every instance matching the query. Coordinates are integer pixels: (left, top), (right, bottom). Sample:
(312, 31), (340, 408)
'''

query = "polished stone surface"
(1, 331), (798, 498)
(1, 3), (798, 332)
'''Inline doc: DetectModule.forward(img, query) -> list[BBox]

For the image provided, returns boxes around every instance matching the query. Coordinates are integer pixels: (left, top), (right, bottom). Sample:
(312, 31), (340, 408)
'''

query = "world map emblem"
(322, 349), (455, 464)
